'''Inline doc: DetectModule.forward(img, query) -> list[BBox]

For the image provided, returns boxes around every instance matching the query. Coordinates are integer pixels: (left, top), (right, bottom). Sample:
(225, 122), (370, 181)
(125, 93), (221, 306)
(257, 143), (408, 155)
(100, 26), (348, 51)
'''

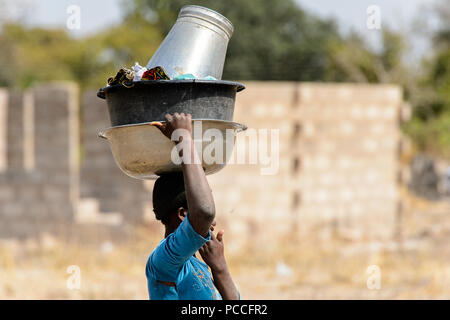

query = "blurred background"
(0, 0), (449, 299)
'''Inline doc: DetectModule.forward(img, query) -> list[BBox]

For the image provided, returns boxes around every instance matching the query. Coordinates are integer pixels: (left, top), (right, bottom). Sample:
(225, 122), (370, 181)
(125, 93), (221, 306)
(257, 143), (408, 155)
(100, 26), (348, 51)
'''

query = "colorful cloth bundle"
(106, 62), (217, 89)
(141, 66), (170, 81)
(107, 68), (135, 88)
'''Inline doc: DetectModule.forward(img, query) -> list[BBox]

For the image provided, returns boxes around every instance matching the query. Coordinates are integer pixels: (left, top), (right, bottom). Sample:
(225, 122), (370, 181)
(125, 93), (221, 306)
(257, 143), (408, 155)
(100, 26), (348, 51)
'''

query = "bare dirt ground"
(0, 196), (449, 299)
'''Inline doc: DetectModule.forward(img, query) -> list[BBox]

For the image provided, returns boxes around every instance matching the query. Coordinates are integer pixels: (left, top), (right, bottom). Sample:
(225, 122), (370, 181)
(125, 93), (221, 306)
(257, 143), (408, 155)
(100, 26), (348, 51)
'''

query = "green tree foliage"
(326, 28), (409, 84)
(0, 16), (161, 89)
(404, 0), (450, 157)
(127, 0), (342, 81)
(85, 14), (162, 88)
(0, 24), (78, 88)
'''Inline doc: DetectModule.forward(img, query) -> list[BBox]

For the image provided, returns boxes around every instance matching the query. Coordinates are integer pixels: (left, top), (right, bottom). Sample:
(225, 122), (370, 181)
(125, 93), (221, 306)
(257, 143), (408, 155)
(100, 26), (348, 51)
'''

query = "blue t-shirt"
(146, 215), (222, 300)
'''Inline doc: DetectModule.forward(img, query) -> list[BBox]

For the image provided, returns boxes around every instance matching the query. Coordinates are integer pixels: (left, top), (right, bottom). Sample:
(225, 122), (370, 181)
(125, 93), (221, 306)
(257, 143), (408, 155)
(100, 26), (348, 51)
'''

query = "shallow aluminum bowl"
(98, 120), (247, 180)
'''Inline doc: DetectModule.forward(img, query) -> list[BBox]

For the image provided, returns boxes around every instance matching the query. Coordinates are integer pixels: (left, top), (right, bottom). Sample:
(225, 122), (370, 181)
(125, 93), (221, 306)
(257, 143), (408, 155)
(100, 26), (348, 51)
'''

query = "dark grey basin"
(97, 80), (245, 126)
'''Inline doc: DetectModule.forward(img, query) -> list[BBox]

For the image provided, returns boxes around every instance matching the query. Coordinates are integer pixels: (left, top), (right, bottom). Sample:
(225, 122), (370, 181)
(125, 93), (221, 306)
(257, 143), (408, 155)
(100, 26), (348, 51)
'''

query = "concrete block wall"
(0, 84), (79, 238)
(0, 89), (7, 171)
(208, 82), (403, 246)
(80, 91), (150, 224)
(295, 84), (402, 240)
(207, 82), (298, 248)
(5, 90), (24, 169)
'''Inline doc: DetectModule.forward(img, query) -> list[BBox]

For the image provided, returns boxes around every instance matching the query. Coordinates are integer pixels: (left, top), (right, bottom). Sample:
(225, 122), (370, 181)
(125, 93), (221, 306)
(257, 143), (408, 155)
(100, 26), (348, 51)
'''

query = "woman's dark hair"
(152, 172), (188, 224)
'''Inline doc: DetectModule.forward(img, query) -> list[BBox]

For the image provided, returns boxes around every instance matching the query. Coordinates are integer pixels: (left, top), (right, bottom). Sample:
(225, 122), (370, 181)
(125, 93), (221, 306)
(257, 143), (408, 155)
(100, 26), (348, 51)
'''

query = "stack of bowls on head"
(97, 5), (247, 180)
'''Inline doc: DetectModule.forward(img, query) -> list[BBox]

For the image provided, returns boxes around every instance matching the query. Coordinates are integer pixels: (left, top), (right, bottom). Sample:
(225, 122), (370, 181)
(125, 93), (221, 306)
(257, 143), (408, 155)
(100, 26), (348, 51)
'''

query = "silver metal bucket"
(146, 5), (233, 80)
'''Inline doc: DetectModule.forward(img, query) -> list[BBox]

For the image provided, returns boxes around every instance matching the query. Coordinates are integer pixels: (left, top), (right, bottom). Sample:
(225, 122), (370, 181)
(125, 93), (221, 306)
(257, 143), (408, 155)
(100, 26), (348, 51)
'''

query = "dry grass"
(1, 198), (449, 300)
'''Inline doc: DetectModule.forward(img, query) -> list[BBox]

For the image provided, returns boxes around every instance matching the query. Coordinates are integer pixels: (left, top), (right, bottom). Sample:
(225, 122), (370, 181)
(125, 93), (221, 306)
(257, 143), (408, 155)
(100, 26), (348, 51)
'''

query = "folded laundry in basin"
(142, 66), (170, 81)
(173, 73), (196, 80)
(133, 62), (147, 81)
(107, 67), (135, 88)
(201, 75), (217, 80)
(106, 64), (218, 88)
(173, 74), (217, 80)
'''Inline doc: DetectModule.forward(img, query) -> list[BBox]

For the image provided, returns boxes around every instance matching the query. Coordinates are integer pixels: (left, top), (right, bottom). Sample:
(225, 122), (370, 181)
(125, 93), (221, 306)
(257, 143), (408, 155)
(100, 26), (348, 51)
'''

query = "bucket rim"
(97, 79), (245, 99)
(178, 5), (234, 38)
(98, 119), (248, 139)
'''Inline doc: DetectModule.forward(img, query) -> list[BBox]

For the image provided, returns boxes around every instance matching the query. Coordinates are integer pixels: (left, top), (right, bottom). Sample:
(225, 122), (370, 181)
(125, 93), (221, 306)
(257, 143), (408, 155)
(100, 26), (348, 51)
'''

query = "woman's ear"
(177, 207), (187, 221)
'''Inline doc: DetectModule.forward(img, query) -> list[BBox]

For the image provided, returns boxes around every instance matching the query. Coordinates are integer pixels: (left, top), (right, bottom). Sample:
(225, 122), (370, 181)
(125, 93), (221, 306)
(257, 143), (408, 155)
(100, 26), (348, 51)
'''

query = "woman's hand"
(151, 112), (197, 164)
(199, 229), (228, 273)
(199, 229), (240, 300)
(150, 112), (192, 141)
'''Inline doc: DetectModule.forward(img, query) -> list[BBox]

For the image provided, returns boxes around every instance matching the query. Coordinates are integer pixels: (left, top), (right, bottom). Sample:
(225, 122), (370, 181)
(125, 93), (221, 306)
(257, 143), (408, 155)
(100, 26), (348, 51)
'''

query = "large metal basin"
(97, 80), (245, 127)
(98, 120), (247, 180)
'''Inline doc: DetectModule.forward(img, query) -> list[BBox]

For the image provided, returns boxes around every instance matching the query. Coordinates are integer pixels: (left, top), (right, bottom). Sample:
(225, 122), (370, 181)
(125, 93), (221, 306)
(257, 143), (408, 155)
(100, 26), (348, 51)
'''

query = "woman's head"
(152, 172), (188, 225)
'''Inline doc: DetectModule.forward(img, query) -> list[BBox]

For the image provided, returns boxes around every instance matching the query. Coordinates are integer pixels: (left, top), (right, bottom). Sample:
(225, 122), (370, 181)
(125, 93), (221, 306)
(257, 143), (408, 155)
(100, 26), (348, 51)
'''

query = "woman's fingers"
(217, 230), (224, 242)
(149, 121), (162, 127)
(199, 244), (208, 254)
(150, 121), (164, 131)
(164, 113), (173, 122)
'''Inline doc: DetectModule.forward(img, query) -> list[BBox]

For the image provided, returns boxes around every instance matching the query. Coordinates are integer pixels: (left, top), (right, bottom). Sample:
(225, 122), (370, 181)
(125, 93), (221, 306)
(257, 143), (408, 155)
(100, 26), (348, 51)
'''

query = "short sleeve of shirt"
(147, 215), (211, 282)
